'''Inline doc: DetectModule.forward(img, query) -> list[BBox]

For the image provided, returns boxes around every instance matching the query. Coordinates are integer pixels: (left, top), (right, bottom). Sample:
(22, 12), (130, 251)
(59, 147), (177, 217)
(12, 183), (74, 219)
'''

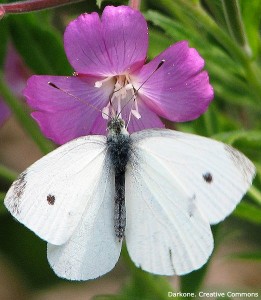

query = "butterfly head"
(107, 117), (129, 136)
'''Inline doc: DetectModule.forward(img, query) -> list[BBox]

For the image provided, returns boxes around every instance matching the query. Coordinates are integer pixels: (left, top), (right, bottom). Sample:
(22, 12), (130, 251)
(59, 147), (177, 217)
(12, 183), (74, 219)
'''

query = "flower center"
(95, 75), (141, 121)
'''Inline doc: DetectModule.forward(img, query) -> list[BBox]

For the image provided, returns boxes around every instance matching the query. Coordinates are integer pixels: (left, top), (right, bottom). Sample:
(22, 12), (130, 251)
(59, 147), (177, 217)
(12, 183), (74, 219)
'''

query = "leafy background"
(0, 0), (260, 299)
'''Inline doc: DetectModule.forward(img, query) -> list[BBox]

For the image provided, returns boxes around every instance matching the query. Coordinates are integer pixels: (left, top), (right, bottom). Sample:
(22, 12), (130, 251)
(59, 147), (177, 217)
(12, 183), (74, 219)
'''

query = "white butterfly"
(4, 117), (255, 280)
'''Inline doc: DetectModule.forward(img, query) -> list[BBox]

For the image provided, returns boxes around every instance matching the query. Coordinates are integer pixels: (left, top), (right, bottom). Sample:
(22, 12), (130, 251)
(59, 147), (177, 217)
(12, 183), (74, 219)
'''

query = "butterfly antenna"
(48, 82), (111, 119)
(117, 59), (165, 120)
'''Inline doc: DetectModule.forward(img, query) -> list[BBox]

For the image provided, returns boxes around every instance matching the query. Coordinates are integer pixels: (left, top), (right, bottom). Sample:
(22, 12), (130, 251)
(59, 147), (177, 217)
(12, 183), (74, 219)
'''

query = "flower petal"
(64, 6), (148, 76)
(5, 43), (31, 96)
(132, 41), (214, 122)
(127, 100), (165, 133)
(24, 75), (114, 144)
(0, 99), (11, 126)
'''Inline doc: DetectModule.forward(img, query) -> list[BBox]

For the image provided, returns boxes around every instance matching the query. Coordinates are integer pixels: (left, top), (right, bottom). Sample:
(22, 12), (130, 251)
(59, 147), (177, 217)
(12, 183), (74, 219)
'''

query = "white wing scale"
(125, 146), (213, 276)
(48, 159), (122, 280)
(125, 129), (255, 276)
(130, 129), (255, 224)
(4, 135), (107, 245)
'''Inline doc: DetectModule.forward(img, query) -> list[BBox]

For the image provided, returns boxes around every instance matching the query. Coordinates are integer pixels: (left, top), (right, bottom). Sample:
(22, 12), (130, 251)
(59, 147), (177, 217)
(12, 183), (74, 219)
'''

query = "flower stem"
(221, 0), (251, 56)
(128, 0), (141, 10)
(0, 73), (54, 154)
(0, 0), (84, 15)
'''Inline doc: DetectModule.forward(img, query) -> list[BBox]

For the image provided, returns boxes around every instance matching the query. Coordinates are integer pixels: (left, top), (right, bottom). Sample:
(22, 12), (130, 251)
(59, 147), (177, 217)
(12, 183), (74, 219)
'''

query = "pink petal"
(64, 6), (148, 76)
(132, 41), (214, 122)
(4, 43), (31, 96)
(0, 99), (11, 126)
(127, 100), (165, 133)
(0, 44), (30, 126)
(24, 75), (114, 144)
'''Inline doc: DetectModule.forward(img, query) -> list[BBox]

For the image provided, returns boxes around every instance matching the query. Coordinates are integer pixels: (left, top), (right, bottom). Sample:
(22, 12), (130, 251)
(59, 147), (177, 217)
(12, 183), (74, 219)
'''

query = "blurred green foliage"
(0, 0), (260, 299)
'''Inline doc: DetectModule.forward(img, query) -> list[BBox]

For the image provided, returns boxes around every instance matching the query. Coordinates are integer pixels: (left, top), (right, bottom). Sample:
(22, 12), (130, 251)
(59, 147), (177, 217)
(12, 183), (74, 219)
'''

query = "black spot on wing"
(47, 194), (55, 205)
(203, 172), (213, 183)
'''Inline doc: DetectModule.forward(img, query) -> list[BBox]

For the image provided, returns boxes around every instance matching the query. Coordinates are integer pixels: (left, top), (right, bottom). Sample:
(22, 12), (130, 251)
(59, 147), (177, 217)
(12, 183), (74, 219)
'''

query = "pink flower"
(0, 44), (31, 126)
(24, 5), (214, 145)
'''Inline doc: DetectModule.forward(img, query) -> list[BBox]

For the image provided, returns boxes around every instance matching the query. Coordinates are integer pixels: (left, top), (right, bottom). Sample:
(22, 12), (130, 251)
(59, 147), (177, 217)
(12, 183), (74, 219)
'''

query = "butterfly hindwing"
(125, 128), (255, 275)
(47, 159), (122, 280)
(4, 135), (107, 245)
(125, 137), (213, 275)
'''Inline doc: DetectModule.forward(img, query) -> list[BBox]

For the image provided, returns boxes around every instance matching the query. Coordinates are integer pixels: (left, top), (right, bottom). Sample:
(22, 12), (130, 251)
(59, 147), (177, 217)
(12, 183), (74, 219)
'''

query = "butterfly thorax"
(107, 118), (131, 240)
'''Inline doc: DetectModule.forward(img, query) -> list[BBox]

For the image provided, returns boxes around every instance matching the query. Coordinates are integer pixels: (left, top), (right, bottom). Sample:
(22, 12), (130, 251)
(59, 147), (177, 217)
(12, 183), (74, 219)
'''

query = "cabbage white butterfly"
(4, 116), (255, 280)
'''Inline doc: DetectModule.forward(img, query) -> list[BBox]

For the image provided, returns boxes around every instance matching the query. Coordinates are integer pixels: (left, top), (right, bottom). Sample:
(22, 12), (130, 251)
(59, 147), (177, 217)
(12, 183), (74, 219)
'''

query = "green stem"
(248, 185), (261, 206)
(0, 73), (54, 154)
(221, 0), (251, 56)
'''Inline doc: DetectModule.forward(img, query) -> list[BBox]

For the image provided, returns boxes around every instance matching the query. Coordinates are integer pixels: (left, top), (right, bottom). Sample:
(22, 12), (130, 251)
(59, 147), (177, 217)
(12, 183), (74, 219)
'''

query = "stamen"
(101, 74), (141, 122)
(125, 83), (133, 90)
(131, 98), (141, 119)
(95, 76), (112, 88)
(131, 109), (141, 119)
(102, 104), (110, 119)
(117, 97), (122, 118)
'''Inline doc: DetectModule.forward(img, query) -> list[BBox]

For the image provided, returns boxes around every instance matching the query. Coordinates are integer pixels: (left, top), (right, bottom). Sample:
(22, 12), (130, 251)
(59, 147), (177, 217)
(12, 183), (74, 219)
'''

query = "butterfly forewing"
(130, 129), (255, 225)
(4, 135), (107, 245)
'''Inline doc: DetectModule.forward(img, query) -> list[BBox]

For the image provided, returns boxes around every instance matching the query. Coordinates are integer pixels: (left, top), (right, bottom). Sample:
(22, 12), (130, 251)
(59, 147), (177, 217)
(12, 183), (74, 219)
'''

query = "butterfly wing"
(4, 135), (108, 245)
(47, 159), (122, 280)
(131, 129), (255, 224)
(125, 129), (255, 276)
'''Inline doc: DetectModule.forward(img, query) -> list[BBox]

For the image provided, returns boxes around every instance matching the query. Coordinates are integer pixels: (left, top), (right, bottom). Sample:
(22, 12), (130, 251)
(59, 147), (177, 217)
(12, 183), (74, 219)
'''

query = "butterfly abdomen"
(107, 131), (132, 240)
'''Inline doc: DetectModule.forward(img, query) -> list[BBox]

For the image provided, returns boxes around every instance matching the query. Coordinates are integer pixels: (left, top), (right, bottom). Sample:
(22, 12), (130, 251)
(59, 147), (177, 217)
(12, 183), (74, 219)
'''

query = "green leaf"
(8, 14), (71, 75)
(96, 0), (103, 8)
(240, 0), (261, 57)
(203, 0), (227, 28)
(148, 29), (171, 59)
(248, 186), (261, 206)
(233, 201), (261, 224)
(221, 0), (250, 54)
(212, 130), (261, 145)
